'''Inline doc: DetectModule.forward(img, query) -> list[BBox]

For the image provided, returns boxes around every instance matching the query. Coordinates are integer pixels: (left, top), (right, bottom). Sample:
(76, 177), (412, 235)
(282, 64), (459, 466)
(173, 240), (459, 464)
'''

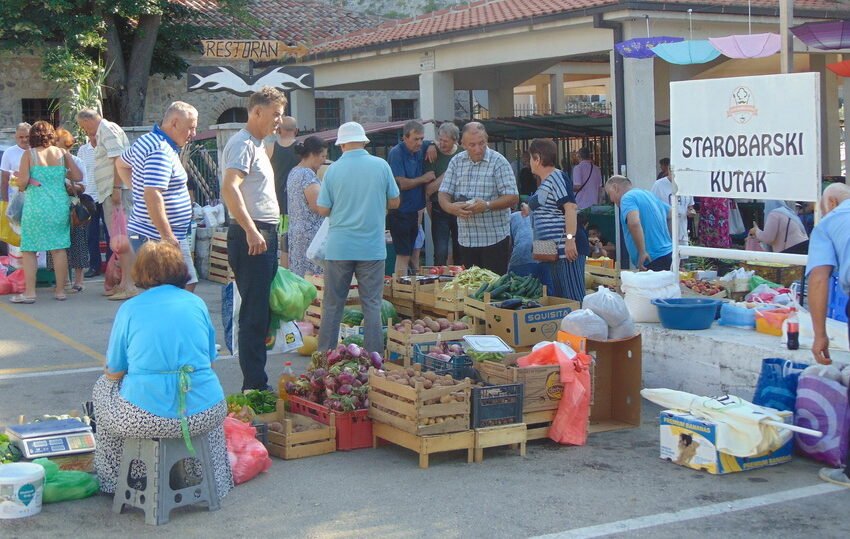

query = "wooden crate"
(385, 320), (473, 366)
(434, 283), (469, 313)
(585, 265), (621, 292)
(306, 274), (359, 303)
(473, 423), (527, 463)
(463, 292), (491, 320)
(383, 278), (394, 301)
(208, 231), (233, 284)
(392, 273), (416, 301)
(372, 421), (474, 469)
(523, 409), (556, 441)
(264, 403), (337, 460)
(478, 354), (562, 413)
(368, 369), (471, 436)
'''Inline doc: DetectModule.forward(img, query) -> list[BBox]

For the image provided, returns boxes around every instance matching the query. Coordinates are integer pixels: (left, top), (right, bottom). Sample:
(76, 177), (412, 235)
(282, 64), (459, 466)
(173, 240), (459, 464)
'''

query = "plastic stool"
(112, 436), (220, 525)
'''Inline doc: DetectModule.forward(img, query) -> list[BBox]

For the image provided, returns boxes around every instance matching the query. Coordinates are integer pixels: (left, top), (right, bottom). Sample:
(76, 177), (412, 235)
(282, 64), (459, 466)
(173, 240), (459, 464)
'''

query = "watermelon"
(381, 300), (397, 326)
(341, 301), (397, 326)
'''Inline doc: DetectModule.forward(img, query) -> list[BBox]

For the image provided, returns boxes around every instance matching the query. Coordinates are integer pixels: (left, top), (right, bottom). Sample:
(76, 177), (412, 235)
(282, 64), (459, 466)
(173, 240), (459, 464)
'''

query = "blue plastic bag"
(752, 358), (809, 412)
(222, 282), (234, 354)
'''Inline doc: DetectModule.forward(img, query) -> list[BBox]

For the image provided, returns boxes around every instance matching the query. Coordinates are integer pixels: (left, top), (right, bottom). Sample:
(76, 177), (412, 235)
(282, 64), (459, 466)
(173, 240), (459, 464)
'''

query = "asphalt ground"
(1, 278), (848, 538)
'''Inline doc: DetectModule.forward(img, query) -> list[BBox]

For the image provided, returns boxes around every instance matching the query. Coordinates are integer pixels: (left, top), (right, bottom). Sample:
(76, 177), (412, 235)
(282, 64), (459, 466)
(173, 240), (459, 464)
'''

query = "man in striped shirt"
(116, 102), (197, 291)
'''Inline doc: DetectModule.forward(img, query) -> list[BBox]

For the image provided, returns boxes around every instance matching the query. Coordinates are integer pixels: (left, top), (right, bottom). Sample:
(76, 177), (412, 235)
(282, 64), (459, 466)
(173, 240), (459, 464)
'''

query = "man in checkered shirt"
(438, 122), (519, 274)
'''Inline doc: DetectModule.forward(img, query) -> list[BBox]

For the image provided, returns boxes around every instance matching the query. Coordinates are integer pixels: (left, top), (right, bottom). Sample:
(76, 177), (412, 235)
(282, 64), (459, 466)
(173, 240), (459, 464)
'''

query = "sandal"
(10, 295), (36, 304)
(54, 293), (67, 301)
(65, 284), (84, 293)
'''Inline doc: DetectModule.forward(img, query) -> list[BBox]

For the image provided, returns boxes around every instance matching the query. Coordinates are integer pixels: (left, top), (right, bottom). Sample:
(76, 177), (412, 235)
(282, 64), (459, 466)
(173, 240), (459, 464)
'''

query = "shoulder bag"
(532, 170), (567, 262)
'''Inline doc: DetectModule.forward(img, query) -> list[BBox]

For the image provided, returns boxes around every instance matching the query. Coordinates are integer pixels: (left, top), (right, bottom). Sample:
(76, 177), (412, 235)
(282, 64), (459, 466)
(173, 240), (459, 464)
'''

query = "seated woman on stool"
(92, 241), (233, 498)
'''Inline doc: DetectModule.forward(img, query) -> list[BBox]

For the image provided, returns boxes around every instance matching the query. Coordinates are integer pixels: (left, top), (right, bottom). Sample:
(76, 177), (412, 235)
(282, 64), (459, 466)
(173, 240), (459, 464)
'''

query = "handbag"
(66, 181), (85, 197)
(70, 193), (95, 228)
(532, 240), (559, 262)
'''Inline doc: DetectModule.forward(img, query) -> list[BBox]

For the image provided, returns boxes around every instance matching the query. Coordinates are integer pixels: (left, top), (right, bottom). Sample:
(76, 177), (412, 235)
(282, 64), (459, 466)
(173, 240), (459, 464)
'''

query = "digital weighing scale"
(4, 419), (95, 459)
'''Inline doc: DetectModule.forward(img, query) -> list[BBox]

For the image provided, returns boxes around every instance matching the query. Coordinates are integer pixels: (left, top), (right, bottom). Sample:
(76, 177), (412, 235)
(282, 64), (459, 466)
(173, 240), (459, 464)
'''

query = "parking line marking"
(532, 483), (846, 538)
(0, 303), (105, 366)
(0, 366), (103, 381)
(0, 362), (103, 377)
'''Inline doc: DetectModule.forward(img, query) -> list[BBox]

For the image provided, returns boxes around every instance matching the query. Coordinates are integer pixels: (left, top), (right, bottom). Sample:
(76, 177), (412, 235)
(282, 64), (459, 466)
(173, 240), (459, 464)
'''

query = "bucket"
(651, 298), (722, 330)
(0, 463), (45, 519)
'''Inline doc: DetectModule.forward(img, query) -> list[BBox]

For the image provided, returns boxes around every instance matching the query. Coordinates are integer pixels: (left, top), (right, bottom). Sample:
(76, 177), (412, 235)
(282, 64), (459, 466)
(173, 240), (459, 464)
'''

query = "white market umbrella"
(641, 388), (821, 457)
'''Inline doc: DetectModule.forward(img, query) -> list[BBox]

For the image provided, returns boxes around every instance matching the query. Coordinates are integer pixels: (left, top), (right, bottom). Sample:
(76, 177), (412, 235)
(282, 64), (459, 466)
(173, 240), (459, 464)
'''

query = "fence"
(182, 143), (220, 205)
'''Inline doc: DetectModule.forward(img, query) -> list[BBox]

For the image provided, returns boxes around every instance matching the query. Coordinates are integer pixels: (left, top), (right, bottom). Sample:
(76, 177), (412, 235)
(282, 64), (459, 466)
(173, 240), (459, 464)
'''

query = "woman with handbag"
(523, 138), (589, 302)
(9, 121), (83, 303)
(53, 128), (91, 293)
(749, 200), (809, 254)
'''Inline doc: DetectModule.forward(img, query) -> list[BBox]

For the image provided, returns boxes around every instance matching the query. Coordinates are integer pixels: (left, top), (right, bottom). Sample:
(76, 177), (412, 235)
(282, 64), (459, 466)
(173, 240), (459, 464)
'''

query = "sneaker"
(84, 269), (100, 278)
(818, 467), (850, 487)
(107, 289), (139, 301)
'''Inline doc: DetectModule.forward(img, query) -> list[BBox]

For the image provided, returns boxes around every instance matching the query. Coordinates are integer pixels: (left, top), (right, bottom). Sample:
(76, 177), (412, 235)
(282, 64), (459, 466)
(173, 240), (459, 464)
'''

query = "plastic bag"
(306, 218), (329, 265)
(752, 358), (808, 412)
(223, 417), (271, 484)
(7, 269), (24, 294)
(33, 458), (100, 503)
(582, 285), (630, 326)
(749, 274), (781, 291)
(621, 270), (681, 323)
(266, 314), (304, 353)
(222, 282), (235, 354)
(0, 201), (21, 247)
(560, 309), (608, 340)
(744, 236), (764, 252)
(548, 352), (593, 446)
(104, 253), (122, 292)
(109, 205), (130, 255)
(795, 373), (850, 467)
(269, 267), (318, 322)
(607, 318), (636, 340)
(5, 190), (24, 226)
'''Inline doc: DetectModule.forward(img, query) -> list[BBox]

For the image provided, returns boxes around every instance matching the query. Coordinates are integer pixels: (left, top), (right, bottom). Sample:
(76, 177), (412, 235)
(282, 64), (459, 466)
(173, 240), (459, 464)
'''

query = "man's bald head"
(278, 116), (297, 134)
(821, 182), (850, 216)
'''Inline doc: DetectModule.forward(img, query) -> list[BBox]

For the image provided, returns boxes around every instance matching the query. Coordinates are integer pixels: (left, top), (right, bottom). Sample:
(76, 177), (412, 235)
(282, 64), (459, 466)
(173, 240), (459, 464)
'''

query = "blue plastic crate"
(471, 383), (524, 428)
(828, 275), (848, 322)
(412, 342), (473, 380)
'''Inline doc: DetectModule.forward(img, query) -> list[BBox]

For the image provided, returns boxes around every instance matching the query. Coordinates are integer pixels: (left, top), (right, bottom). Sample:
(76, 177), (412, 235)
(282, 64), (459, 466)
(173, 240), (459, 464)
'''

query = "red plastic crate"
(289, 395), (372, 451)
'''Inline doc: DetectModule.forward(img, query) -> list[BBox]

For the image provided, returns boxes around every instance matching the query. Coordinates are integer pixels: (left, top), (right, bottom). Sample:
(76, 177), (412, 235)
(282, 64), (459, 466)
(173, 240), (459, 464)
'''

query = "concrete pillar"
(549, 72), (566, 114)
(535, 82), (550, 114)
(810, 55), (842, 176)
(419, 71), (455, 139)
(609, 50), (621, 175)
(488, 87), (515, 118)
(844, 78), (850, 177)
(622, 57), (657, 189)
(290, 90), (316, 131)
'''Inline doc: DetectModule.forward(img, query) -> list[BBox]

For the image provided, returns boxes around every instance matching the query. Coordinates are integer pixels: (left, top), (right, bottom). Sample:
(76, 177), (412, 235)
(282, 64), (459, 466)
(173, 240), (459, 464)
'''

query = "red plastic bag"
(7, 269), (25, 294)
(109, 205), (130, 255)
(104, 253), (122, 293)
(223, 417), (271, 484)
(548, 352), (593, 446)
(0, 274), (11, 295)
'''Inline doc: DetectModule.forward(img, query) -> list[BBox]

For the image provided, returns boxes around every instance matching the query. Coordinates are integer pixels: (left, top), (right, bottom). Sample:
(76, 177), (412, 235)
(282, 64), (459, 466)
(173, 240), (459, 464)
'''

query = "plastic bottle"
(278, 361), (296, 402)
(786, 308), (799, 351)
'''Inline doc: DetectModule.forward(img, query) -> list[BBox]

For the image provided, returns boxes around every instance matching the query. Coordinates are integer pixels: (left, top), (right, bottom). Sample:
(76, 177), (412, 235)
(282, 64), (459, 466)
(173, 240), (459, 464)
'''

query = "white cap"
(335, 122), (369, 145)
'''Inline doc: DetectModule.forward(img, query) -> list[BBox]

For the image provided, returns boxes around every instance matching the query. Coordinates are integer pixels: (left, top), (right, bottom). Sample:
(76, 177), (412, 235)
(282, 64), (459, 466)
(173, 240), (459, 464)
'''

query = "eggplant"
(338, 384), (353, 395)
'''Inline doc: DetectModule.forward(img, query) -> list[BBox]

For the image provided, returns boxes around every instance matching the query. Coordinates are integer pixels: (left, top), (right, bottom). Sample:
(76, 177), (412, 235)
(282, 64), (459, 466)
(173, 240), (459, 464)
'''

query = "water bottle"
(786, 308), (799, 351)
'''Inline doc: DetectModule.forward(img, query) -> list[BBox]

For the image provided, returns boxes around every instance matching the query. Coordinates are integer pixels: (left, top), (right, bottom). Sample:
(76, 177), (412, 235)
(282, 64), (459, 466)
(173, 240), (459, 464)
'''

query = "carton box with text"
(485, 297), (578, 348)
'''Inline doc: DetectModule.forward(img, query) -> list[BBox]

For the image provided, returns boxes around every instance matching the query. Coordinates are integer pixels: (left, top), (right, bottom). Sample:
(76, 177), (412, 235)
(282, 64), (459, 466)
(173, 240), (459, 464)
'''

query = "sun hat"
(335, 122), (370, 145)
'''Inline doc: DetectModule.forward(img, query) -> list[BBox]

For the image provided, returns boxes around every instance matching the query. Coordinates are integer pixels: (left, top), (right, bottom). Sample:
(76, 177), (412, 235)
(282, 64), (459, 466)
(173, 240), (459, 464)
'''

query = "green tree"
(0, 0), (253, 125)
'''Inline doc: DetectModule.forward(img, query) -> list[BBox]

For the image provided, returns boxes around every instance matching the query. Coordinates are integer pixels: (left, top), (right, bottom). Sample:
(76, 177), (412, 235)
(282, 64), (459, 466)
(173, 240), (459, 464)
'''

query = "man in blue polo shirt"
(386, 120), (435, 275)
(116, 101), (197, 291)
(604, 175), (673, 271)
(805, 182), (850, 488)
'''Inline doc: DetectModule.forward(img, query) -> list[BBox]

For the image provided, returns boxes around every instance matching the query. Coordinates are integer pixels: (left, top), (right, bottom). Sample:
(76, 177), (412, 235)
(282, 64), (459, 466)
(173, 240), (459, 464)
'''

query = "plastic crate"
(412, 342), (473, 380)
(252, 421), (269, 446)
(289, 395), (372, 451)
(471, 383), (524, 428)
(828, 274), (849, 322)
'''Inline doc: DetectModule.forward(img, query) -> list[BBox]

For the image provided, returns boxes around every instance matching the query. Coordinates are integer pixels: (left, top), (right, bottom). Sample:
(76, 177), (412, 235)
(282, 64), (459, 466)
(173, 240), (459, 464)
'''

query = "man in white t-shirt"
(651, 172), (694, 246)
(76, 137), (102, 276)
(1, 123), (31, 202)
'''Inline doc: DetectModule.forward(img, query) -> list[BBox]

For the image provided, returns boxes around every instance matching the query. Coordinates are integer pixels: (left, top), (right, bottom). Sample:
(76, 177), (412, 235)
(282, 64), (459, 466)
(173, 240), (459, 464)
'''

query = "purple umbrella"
(791, 20), (850, 50)
(616, 36), (685, 59)
(710, 33), (781, 59)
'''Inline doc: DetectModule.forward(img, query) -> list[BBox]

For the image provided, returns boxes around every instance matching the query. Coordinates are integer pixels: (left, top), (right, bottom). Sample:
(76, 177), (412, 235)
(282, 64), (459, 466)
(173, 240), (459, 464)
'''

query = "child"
(586, 224), (607, 259)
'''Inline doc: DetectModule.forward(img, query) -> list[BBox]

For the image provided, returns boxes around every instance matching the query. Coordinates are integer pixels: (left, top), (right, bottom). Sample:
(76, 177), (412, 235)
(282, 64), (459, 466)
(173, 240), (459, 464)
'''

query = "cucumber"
(490, 284), (510, 298)
(474, 281), (489, 298)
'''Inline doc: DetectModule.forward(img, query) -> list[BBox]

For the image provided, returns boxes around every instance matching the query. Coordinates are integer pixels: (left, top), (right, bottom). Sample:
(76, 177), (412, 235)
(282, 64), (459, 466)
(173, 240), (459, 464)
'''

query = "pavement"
(1, 277), (849, 538)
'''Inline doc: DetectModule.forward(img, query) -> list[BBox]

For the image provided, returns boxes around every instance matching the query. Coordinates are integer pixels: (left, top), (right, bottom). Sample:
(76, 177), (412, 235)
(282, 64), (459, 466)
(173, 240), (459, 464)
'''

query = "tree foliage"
(0, 0), (253, 125)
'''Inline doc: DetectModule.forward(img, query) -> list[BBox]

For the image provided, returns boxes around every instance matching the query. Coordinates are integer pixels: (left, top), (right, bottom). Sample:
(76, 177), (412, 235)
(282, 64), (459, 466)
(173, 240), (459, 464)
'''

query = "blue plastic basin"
(651, 298), (723, 330)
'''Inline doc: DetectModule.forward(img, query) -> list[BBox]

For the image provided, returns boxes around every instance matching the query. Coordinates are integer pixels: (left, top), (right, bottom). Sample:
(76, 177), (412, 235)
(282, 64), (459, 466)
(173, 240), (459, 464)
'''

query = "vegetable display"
(1, 432), (23, 463)
(425, 265), (464, 276)
(287, 344), (383, 412)
(440, 266), (500, 293)
(372, 369), (468, 426)
(467, 351), (506, 363)
(391, 316), (468, 334)
(341, 300), (397, 326)
(681, 278), (724, 296)
(471, 272), (543, 301)
(425, 341), (466, 362)
(226, 390), (277, 418)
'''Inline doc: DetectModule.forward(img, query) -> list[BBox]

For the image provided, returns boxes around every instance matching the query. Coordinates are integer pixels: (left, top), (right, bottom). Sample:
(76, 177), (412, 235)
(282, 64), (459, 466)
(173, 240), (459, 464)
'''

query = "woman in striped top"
(524, 139), (589, 301)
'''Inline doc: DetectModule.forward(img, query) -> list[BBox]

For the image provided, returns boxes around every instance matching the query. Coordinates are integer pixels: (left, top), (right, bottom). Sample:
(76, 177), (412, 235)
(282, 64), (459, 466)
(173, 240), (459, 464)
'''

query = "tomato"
(429, 267), (442, 275)
(449, 265), (464, 274)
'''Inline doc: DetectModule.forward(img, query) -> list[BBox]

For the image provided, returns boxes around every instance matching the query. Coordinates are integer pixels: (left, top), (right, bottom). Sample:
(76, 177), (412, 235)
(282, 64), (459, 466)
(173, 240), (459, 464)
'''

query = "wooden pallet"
(372, 421), (474, 469)
(473, 423), (527, 463)
(585, 265), (621, 292)
(208, 231), (233, 284)
(266, 410), (337, 460)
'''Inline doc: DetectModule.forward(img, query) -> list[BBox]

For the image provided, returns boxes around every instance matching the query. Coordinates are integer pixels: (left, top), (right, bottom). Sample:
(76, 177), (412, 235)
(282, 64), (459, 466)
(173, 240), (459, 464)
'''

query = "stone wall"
(0, 54), (59, 128)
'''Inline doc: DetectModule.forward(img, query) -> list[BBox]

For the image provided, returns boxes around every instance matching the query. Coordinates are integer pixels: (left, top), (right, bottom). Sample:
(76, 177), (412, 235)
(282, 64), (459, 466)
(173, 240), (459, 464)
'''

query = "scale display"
(5, 419), (96, 459)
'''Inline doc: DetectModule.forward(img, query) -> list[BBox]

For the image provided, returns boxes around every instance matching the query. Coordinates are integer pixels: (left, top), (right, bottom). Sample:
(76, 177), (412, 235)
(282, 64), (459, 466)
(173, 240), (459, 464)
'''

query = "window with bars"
(315, 98), (342, 131)
(216, 107), (248, 124)
(21, 99), (60, 126)
(391, 99), (416, 121)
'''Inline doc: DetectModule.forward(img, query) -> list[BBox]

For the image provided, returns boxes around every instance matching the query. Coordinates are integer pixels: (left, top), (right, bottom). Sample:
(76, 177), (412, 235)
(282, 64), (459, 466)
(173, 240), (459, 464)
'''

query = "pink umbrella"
(709, 33), (781, 59)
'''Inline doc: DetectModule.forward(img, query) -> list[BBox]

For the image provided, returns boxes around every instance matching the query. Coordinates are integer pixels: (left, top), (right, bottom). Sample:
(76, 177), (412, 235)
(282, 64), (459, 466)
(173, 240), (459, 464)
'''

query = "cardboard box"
(659, 410), (793, 474)
(485, 297), (578, 348)
(478, 353), (562, 413)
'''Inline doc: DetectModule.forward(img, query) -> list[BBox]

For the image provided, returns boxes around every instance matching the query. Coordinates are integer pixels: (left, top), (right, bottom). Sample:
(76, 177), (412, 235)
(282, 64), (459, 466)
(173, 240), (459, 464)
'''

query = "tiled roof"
(312, 0), (850, 55)
(175, 0), (385, 44)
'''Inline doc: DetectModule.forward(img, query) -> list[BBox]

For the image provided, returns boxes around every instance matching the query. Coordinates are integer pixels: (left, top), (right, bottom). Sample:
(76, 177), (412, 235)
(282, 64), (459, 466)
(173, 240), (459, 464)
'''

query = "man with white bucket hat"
(316, 122), (400, 354)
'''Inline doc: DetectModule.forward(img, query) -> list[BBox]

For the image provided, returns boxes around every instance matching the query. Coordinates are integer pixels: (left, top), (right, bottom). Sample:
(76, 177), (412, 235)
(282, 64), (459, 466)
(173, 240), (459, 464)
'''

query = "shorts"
(387, 211), (419, 256)
(414, 225), (425, 250)
(279, 215), (289, 253)
(128, 234), (198, 286)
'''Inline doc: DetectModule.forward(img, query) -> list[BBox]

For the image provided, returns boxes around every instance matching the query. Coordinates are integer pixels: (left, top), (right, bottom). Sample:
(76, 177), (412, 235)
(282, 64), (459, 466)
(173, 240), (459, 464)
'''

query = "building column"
(290, 90), (315, 131)
(535, 82), (550, 114)
(419, 71), (455, 139)
(549, 69), (566, 115)
(811, 54), (842, 176)
(488, 87), (515, 118)
(844, 77), (850, 177)
(622, 57), (657, 189)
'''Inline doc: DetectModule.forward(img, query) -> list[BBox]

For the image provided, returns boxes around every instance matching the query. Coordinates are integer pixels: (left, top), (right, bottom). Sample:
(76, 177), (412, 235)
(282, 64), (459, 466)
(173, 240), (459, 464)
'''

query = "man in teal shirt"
(317, 122), (400, 353)
(604, 175), (673, 271)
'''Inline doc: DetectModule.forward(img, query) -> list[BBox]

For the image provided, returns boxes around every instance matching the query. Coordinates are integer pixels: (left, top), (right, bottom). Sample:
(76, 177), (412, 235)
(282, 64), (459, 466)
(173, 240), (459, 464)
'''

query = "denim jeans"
(88, 202), (110, 271)
(227, 222), (279, 391)
(318, 259), (385, 354)
(431, 210), (461, 266)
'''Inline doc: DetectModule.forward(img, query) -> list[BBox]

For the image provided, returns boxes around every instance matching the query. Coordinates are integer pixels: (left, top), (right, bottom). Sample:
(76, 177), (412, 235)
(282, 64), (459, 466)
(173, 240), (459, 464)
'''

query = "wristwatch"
(566, 233), (575, 240)
(485, 201), (491, 211)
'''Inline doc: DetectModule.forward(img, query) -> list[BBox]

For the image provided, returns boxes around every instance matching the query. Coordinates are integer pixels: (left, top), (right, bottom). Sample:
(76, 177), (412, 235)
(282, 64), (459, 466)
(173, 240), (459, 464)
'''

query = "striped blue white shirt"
(123, 125), (192, 240)
(529, 170), (589, 259)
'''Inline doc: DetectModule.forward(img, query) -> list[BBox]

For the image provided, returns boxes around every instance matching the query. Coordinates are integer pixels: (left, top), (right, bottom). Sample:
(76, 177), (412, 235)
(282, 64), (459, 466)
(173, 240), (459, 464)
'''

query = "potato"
(426, 320), (441, 332)
(436, 318), (451, 330)
(423, 371), (437, 381)
(267, 421), (284, 433)
(406, 368), (417, 377)
(439, 394), (452, 404)
(450, 322), (468, 330)
(423, 379), (433, 389)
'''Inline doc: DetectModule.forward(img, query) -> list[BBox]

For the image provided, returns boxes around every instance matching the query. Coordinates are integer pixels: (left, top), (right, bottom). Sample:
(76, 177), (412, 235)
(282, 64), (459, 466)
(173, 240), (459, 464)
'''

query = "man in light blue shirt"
(317, 122), (400, 354)
(604, 175), (672, 271)
(805, 182), (850, 489)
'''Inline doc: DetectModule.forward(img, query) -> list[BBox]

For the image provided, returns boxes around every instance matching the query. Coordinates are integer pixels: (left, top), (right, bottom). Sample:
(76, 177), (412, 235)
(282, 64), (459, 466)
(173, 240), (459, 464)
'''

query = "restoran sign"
(670, 72), (821, 202)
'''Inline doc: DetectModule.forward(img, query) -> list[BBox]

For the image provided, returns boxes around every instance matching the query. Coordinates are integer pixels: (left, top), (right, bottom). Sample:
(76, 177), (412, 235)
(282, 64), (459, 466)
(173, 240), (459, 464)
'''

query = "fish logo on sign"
(726, 86), (758, 124)
(187, 66), (314, 96)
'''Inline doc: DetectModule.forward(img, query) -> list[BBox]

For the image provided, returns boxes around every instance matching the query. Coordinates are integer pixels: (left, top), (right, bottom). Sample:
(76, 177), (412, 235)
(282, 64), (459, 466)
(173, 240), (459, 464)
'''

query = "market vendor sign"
(201, 40), (309, 61)
(670, 72), (820, 202)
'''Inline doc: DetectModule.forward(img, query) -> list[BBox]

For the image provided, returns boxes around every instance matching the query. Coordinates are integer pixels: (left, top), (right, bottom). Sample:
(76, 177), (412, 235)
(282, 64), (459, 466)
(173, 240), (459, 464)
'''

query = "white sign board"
(671, 72), (821, 202)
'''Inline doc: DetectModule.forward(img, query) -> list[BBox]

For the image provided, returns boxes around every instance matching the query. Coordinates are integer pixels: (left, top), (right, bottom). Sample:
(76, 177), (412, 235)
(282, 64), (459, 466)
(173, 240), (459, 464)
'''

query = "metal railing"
(181, 144), (220, 205)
